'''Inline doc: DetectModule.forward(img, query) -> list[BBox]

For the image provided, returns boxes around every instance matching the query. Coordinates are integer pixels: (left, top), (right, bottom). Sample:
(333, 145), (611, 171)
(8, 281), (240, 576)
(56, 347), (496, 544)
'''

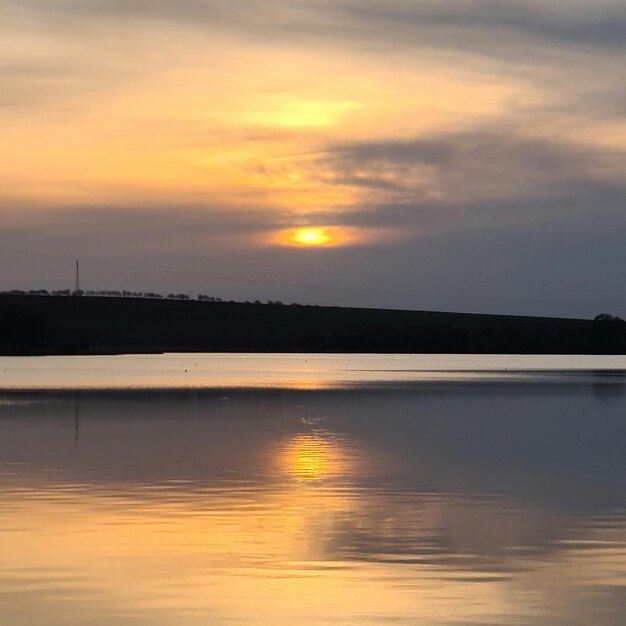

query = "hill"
(1, 294), (624, 355)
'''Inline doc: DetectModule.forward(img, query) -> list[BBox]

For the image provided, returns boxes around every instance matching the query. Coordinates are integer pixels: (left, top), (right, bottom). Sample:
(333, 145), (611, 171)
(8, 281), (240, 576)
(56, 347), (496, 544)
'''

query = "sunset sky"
(2, 0), (626, 316)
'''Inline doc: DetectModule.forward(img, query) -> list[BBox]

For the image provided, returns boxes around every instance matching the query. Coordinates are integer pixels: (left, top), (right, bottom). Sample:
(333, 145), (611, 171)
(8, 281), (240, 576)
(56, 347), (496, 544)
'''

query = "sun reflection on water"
(280, 433), (354, 482)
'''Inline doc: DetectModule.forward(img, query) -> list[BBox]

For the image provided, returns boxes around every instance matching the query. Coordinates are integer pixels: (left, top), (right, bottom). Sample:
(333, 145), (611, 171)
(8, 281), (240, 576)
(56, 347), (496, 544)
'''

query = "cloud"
(319, 128), (626, 212)
(1, 0), (626, 316)
(0, 202), (277, 243)
(9, 0), (626, 58)
(4, 0), (626, 128)
(0, 60), (126, 111)
(338, 0), (626, 53)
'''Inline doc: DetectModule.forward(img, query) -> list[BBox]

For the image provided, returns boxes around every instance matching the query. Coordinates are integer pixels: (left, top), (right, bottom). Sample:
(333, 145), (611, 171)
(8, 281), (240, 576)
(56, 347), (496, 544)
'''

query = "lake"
(1, 353), (626, 625)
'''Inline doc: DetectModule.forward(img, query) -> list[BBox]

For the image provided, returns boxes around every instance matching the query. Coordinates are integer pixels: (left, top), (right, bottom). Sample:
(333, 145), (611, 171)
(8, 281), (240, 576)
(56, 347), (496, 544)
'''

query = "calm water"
(1, 354), (626, 625)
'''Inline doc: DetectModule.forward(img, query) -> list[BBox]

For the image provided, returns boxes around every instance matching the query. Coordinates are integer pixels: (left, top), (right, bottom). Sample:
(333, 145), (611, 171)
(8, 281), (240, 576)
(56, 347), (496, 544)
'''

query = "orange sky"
(1, 0), (626, 315)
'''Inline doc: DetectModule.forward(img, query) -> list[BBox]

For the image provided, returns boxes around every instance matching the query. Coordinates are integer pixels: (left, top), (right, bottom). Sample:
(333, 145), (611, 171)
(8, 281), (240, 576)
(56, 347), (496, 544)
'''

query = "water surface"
(2, 352), (626, 389)
(1, 354), (626, 625)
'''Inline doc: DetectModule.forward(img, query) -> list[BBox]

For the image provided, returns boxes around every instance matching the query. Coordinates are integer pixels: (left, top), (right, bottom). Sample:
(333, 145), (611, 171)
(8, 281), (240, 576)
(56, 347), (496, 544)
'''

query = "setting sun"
(268, 225), (385, 248)
(291, 228), (333, 246)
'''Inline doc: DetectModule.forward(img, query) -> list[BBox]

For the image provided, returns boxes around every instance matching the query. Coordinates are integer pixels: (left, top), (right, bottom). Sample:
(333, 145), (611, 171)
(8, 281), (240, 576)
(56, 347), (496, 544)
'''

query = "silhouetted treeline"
(1, 288), (196, 300)
(0, 289), (285, 305)
(591, 314), (626, 353)
(0, 294), (625, 355)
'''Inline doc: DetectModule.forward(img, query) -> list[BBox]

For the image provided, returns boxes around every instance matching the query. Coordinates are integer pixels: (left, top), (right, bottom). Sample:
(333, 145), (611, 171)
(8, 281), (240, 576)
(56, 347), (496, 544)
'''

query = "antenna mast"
(74, 260), (80, 295)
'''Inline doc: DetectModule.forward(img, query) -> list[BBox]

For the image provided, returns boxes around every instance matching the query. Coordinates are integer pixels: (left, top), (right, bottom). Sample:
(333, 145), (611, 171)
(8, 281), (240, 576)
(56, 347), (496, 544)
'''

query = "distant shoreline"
(1, 294), (625, 356)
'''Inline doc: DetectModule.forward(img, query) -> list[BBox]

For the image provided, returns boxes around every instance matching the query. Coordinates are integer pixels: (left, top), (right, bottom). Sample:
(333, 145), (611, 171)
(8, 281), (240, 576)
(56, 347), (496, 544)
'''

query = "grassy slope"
(0, 294), (608, 355)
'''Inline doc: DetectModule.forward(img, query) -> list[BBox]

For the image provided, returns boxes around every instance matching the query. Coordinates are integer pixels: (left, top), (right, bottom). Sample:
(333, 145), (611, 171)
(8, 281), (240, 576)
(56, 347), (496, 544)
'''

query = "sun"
(289, 227), (333, 247)
(269, 225), (370, 248)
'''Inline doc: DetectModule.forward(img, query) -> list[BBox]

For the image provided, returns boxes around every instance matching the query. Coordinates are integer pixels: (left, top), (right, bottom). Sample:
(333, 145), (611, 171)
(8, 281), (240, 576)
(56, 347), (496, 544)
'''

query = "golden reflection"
(279, 378), (330, 391)
(281, 433), (350, 481)
(3, 468), (626, 625)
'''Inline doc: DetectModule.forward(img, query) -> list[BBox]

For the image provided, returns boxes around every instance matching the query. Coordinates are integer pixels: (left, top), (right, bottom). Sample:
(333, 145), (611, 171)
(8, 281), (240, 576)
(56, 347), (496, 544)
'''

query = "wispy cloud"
(322, 128), (626, 202)
(1, 0), (626, 313)
(10, 0), (626, 55)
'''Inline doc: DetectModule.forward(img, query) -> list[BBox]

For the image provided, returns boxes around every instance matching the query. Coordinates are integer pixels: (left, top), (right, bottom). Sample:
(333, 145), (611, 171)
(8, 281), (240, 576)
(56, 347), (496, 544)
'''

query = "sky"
(1, 0), (626, 317)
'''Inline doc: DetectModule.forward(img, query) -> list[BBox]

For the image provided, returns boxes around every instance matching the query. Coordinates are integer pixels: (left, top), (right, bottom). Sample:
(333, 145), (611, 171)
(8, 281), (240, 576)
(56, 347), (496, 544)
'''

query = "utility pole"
(74, 260), (80, 295)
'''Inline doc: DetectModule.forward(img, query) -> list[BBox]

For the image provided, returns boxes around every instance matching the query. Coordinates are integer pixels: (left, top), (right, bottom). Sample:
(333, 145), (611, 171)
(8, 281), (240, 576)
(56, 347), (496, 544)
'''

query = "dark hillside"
(0, 294), (623, 355)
